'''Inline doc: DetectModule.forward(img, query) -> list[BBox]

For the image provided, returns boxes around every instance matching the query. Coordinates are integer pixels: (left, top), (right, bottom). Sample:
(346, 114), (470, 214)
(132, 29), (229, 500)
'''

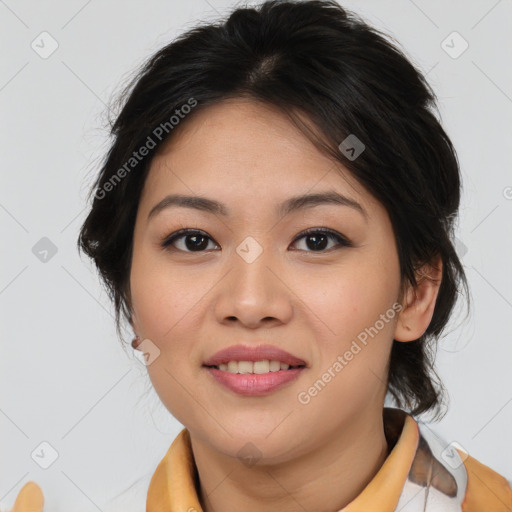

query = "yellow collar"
(146, 408), (419, 512)
(8, 407), (511, 511)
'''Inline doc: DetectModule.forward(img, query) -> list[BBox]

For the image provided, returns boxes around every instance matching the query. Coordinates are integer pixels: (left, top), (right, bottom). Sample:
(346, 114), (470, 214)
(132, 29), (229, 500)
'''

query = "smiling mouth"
(204, 360), (306, 374)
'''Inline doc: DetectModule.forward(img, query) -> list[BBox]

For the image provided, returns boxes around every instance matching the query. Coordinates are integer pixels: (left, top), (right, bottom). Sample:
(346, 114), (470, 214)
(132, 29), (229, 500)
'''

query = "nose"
(213, 242), (293, 329)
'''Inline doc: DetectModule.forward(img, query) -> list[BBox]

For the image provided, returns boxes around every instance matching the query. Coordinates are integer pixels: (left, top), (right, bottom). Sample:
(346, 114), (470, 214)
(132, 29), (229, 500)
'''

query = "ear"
(394, 255), (443, 342)
(127, 308), (141, 344)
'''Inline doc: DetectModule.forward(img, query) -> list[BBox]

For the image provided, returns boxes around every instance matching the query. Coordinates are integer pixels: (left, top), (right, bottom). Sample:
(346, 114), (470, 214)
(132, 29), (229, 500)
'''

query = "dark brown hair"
(78, 0), (469, 418)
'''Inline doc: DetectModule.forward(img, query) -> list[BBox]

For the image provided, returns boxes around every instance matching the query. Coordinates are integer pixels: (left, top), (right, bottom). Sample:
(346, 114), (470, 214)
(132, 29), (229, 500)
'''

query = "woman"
(9, 1), (511, 510)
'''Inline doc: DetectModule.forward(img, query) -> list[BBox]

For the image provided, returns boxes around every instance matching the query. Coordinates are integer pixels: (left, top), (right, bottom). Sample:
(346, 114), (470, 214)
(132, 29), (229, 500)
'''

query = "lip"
(205, 366), (305, 396)
(203, 344), (307, 367)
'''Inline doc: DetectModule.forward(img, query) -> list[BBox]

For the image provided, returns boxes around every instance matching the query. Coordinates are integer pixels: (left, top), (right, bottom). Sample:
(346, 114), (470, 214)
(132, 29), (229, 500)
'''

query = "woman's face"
(130, 98), (403, 461)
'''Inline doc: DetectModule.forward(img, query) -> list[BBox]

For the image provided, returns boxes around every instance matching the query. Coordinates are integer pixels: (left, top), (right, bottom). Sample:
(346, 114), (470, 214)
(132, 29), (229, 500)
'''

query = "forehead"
(153, 98), (336, 176)
(140, 98), (374, 216)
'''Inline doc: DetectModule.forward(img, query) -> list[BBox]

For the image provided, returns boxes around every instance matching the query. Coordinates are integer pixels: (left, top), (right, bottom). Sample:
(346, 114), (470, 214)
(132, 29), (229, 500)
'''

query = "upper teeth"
(217, 360), (293, 374)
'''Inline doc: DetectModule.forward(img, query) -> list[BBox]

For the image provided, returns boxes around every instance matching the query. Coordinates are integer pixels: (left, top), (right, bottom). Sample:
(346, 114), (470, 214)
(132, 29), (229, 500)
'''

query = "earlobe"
(128, 311), (141, 349)
(394, 256), (443, 342)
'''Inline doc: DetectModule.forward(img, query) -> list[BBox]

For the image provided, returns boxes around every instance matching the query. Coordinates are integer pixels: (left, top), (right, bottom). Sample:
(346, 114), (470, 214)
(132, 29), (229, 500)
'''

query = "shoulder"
(458, 451), (512, 512)
(395, 416), (512, 511)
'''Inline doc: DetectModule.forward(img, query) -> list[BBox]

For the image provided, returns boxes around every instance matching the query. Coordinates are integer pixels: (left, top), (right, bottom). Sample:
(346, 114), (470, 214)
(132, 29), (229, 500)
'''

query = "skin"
(129, 98), (442, 512)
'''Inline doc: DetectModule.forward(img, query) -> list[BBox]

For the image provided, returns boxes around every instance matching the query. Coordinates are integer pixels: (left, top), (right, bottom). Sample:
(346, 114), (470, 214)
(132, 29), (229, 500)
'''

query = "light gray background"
(1, 0), (511, 510)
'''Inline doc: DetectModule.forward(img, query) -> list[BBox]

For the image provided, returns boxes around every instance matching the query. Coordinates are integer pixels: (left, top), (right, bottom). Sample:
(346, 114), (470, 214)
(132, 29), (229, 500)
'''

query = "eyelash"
(160, 227), (353, 253)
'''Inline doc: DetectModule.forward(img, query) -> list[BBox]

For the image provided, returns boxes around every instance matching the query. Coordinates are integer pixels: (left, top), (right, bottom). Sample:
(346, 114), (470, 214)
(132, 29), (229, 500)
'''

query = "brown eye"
(161, 229), (219, 252)
(291, 228), (352, 252)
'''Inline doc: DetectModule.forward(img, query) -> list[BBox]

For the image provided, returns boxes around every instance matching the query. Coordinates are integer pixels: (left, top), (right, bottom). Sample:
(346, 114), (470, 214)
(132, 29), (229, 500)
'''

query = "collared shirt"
(145, 408), (512, 512)
(7, 408), (512, 511)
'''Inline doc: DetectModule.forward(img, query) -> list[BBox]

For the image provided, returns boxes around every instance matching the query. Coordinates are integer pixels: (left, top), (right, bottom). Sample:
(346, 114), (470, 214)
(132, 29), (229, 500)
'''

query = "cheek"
(130, 245), (205, 339)
(129, 250), (207, 425)
(295, 266), (399, 421)
(309, 256), (400, 345)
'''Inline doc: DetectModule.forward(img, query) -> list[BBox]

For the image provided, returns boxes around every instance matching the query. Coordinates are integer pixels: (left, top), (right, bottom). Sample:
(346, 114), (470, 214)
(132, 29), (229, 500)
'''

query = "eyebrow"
(148, 191), (367, 220)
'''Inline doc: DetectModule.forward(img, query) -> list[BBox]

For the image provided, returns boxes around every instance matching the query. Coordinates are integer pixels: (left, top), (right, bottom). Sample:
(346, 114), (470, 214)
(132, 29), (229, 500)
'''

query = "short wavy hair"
(78, 0), (469, 418)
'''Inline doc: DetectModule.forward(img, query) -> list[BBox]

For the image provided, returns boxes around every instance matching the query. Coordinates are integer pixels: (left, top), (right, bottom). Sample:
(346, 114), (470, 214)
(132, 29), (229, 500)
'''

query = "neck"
(189, 408), (390, 512)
